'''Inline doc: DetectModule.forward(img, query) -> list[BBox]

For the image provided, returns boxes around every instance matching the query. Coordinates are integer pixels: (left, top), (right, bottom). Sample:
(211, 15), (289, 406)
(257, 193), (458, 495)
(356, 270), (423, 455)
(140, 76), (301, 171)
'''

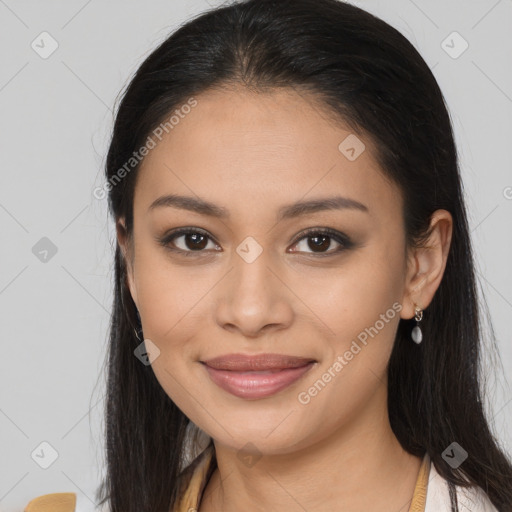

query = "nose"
(214, 249), (294, 339)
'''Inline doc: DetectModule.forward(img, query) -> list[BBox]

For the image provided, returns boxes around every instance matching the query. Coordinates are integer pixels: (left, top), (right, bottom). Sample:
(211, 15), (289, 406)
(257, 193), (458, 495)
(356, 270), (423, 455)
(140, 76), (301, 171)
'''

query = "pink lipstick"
(201, 353), (316, 399)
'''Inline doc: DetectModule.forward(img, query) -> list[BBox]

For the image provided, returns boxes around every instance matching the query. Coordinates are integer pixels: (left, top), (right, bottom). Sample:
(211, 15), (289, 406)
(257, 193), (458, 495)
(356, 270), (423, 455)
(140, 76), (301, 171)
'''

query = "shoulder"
(425, 460), (499, 512)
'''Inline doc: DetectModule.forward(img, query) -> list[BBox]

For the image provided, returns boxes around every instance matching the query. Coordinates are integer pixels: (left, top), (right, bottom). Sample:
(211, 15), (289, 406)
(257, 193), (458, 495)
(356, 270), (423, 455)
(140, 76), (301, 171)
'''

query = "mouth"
(200, 353), (317, 399)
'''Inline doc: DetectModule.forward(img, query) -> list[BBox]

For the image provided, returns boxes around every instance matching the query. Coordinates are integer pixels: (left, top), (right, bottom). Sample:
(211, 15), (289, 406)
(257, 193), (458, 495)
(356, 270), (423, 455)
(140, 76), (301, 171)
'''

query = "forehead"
(133, 86), (401, 226)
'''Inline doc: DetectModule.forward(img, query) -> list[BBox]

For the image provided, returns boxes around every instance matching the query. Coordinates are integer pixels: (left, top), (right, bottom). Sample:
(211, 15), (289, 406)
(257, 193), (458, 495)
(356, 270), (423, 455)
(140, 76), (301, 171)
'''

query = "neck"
(199, 384), (422, 512)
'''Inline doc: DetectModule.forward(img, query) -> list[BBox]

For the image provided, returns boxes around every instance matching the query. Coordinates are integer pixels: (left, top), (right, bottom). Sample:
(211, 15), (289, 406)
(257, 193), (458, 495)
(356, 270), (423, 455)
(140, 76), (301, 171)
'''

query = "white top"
(425, 461), (499, 511)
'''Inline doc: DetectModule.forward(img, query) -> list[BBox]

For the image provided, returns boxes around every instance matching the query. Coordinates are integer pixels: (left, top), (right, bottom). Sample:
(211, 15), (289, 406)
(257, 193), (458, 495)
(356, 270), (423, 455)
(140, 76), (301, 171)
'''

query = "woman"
(24, 0), (512, 510)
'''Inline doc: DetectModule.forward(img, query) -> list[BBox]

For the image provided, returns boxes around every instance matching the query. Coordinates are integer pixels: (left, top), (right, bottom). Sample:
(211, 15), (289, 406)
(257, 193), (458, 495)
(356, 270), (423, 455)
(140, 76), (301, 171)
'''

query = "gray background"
(0, 1), (511, 510)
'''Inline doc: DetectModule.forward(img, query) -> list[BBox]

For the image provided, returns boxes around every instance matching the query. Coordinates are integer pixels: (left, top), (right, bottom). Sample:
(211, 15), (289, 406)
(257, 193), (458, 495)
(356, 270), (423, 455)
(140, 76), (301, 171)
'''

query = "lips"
(201, 353), (317, 399)
(202, 353), (316, 371)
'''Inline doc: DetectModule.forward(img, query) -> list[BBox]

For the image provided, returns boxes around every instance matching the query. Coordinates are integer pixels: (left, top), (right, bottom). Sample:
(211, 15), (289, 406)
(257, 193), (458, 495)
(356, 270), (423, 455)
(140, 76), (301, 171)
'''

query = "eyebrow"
(148, 193), (369, 221)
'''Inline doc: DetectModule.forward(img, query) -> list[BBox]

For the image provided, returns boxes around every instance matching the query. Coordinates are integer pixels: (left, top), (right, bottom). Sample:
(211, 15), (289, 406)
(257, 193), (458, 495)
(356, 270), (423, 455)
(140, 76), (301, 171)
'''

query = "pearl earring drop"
(411, 305), (423, 344)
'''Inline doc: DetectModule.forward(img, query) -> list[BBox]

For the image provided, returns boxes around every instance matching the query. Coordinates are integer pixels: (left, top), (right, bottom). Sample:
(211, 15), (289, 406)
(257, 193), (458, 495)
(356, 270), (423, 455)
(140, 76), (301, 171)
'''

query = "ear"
(401, 209), (453, 319)
(116, 217), (138, 308)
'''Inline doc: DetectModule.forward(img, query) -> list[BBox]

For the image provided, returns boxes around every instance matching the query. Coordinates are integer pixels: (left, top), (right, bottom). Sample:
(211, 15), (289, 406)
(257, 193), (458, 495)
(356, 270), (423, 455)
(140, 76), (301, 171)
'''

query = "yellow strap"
(408, 453), (431, 512)
(175, 445), (215, 511)
(24, 492), (76, 512)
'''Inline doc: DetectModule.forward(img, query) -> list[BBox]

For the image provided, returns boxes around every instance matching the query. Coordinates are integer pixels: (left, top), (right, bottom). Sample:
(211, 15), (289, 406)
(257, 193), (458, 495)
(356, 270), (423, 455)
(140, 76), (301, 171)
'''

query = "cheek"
(290, 288), (402, 449)
(291, 245), (404, 406)
(290, 244), (404, 349)
(133, 240), (214, 348)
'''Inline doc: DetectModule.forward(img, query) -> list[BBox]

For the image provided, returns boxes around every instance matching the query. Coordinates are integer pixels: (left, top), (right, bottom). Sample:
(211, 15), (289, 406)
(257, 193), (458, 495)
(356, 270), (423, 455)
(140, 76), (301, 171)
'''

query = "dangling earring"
(134, 309), (143, 342)
(411, 304), (423, 344)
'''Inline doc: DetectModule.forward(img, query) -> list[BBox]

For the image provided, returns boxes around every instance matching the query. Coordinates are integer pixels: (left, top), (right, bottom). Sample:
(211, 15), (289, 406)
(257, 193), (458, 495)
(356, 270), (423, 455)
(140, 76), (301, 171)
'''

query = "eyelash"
(158, 227), (353, 258)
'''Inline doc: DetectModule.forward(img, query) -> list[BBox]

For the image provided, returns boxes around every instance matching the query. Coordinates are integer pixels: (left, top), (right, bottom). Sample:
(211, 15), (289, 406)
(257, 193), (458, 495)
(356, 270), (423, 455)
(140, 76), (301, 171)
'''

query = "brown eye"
(306, 234), (332, 252)
(160, 228), (219, 255)
(179, 232), (209, 251)
(289, 228), (353, 255)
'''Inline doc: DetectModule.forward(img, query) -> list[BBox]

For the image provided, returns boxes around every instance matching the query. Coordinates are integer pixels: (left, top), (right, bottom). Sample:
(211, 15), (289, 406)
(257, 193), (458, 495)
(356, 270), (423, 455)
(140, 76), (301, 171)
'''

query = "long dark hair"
(96, 0), (512, 510)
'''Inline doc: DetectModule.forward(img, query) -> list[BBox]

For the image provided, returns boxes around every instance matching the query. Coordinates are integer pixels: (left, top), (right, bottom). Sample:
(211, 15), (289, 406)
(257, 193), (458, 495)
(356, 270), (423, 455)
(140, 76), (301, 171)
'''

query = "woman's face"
(119, 86), (418, 454)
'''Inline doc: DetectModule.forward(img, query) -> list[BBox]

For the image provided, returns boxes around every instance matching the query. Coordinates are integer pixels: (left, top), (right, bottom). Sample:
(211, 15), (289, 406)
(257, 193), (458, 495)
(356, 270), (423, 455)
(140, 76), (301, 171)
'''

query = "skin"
(117, 85), (453, 511)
